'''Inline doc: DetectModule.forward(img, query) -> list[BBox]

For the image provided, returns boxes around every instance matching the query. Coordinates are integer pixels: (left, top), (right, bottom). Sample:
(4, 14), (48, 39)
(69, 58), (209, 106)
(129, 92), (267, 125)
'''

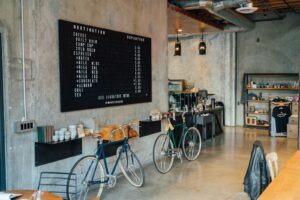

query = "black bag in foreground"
(244, 141), (271, 200)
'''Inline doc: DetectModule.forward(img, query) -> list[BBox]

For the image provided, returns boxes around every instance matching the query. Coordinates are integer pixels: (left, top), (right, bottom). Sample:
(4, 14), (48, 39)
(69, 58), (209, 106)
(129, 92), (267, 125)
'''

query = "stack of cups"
(69, 125), (77, 139)
(59, 128), (67, 141)
(52, 131), (59, 142)
(65, 130), (71, 140)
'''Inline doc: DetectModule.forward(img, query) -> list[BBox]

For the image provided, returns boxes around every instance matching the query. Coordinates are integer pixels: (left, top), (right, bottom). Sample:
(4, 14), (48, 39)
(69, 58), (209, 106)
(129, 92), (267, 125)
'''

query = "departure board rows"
(58, 20), (152, 112)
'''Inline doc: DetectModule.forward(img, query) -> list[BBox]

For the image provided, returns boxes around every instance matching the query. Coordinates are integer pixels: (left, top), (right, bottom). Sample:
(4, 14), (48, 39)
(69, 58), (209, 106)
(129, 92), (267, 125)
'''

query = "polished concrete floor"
(100, 127), (298, 200)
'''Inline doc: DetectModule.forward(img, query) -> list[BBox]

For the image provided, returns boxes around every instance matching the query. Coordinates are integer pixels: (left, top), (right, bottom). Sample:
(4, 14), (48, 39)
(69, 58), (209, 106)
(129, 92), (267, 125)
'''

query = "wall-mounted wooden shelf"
(247, 112), (270, 115)
(247, 124), (270, 128)
(247, 100), (270, 103)
(247, 88), (299, 91)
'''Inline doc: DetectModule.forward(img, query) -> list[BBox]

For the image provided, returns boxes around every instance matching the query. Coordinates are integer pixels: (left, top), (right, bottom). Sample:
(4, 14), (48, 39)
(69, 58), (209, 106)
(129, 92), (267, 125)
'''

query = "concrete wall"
(168, 33), (236, 126)
(0, 0), (168, 189)
(236, 13), (300, 126)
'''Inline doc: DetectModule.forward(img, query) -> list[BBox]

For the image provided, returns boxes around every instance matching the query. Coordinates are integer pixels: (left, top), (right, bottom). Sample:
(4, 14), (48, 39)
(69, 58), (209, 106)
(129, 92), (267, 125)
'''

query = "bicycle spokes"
(119, 148), (144, 187)
(183, 127), (202, 161)
(68, 156), (105, 200)
(153, 134), (174, 174)
(127, 164), (142, 183)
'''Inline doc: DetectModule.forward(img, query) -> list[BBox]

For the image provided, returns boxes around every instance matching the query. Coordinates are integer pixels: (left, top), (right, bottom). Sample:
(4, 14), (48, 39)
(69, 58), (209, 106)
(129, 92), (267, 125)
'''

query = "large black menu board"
(58, 20), (152, 112)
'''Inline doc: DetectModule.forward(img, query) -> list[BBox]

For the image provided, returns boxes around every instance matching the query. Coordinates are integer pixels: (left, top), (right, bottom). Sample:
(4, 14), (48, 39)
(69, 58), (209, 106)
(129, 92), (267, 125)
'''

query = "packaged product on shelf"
(292, 102), (298, 115)
(289, 115), (298, 124)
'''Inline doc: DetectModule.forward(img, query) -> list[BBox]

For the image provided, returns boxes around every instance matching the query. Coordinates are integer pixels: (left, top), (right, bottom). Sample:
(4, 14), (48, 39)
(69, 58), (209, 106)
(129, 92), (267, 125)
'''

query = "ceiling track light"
(199, 33), (206, 55)
(174, 31), (181, 56)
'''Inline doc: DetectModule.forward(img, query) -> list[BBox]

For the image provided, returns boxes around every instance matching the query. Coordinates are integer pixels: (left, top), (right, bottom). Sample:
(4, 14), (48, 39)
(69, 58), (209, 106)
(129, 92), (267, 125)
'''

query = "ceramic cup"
(60, 128), (67, 132)
(69, 128), (77, 133)
(65, 131), (71, 140)
(70, 132), (77, 136)
(59, 128), (66, 136)
(71, 132), (77, 139)
(59, 135), (64, 141)
(54, 130), (59, 136)
(52, 135), (58, 142)
(69, 125), (76, 129)
(65, 134), (70, 140)
(58, 131), (64, 137)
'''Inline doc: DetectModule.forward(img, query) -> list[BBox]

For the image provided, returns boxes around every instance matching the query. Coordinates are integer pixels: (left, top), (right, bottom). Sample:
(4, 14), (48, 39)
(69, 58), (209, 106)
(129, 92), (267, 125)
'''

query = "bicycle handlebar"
(163, 111), (188, 122)
(110, 121), (140, 141)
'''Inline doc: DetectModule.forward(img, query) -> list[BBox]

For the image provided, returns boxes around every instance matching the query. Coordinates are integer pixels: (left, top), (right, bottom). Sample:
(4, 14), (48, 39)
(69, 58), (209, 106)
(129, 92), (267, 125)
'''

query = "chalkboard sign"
(58, 20), (152, 112)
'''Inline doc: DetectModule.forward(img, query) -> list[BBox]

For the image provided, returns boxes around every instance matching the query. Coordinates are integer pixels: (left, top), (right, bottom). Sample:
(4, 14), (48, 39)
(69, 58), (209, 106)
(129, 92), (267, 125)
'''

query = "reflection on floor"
(100, 127), (298, 200)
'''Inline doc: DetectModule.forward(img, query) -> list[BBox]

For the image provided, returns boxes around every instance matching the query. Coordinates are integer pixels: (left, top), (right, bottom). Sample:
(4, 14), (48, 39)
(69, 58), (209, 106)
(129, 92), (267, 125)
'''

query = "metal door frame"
(0, 32), (6, 190)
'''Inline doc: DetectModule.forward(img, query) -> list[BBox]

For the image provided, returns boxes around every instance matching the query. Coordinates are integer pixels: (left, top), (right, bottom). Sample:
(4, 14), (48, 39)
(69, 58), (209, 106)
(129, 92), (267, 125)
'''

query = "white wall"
(0, 0), (168, 189)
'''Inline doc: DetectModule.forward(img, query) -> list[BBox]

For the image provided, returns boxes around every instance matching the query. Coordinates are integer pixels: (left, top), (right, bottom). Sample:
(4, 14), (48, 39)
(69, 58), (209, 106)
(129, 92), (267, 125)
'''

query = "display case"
(168, 79), (184, 110)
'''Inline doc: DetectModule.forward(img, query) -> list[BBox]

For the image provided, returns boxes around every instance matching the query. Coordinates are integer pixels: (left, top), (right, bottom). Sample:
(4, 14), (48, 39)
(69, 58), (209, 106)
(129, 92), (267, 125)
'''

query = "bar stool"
(266, 152), (279, 181)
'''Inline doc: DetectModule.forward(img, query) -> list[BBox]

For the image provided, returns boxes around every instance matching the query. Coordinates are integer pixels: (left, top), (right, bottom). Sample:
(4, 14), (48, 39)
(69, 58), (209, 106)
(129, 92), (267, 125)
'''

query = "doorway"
(0, 33), (6, 190)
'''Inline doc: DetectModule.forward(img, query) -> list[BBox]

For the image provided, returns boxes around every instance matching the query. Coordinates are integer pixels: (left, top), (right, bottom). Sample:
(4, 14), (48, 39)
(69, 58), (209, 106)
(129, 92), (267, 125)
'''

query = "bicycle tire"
(182, 127), (202, 161)
(153, 133), (174, 174)
(118, 147), (145, 187)
(67, 155), (105, 200)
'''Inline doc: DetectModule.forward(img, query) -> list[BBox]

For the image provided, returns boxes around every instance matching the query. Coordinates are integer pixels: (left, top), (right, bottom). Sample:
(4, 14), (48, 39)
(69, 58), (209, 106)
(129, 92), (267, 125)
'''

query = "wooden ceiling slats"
(253, 0), (300, 12)
(168, 0), (299, 31)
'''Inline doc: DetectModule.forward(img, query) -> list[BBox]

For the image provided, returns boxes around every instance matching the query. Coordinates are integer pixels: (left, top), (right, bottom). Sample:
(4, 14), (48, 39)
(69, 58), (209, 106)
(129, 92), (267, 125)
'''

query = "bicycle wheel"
(182, 127), (202, 161)
(153, 133), (174, 174)
(118, 147), (145, 187)
(67, 155), (105, 200)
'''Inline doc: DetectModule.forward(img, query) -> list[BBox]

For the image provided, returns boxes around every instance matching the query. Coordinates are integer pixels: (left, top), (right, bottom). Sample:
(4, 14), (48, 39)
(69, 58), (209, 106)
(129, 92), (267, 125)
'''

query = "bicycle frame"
(87, 138), (130, 185)
(167, 121), (188, 148)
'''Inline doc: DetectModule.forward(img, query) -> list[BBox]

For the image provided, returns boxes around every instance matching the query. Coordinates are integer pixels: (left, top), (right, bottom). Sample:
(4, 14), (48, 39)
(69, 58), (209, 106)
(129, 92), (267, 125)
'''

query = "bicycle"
(66, 122), (145, 200)
(153, 112), (202, 174)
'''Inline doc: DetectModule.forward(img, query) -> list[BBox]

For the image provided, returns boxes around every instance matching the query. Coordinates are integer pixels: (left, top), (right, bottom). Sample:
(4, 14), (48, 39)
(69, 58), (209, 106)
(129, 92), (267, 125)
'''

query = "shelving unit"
(243, 73), (299, 131)
(168, 79), (202, 111)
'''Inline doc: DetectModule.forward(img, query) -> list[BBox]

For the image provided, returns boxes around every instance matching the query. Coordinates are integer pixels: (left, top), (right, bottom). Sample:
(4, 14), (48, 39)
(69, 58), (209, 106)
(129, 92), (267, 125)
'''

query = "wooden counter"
(259, 151), (300, 200)
(4, 190), (63, 200)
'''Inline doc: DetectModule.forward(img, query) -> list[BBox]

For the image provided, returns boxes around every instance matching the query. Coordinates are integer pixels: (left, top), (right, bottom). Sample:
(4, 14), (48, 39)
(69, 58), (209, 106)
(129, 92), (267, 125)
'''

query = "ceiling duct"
(236, 2), (258, 14)
(174, 0), (255, 32)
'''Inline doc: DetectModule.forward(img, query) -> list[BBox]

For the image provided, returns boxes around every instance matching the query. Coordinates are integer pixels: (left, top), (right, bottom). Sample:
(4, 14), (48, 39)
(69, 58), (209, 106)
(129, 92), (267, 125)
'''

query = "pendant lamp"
(174, 33), (181, 56)
(199, 33), (206, 55)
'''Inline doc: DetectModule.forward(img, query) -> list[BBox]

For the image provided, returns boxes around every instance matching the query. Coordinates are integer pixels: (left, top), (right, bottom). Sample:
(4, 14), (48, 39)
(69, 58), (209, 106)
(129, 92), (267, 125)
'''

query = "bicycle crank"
(172, 148), (183, 163)
(176, 149), (183, 163)
(106, 175), (117, 188)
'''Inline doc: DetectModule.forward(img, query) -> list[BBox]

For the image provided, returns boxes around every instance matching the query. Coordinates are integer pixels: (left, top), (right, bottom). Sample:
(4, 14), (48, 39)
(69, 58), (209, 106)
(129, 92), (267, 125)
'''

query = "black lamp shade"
(199, 41), (206, 55)
(174, 41), (181, 56)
